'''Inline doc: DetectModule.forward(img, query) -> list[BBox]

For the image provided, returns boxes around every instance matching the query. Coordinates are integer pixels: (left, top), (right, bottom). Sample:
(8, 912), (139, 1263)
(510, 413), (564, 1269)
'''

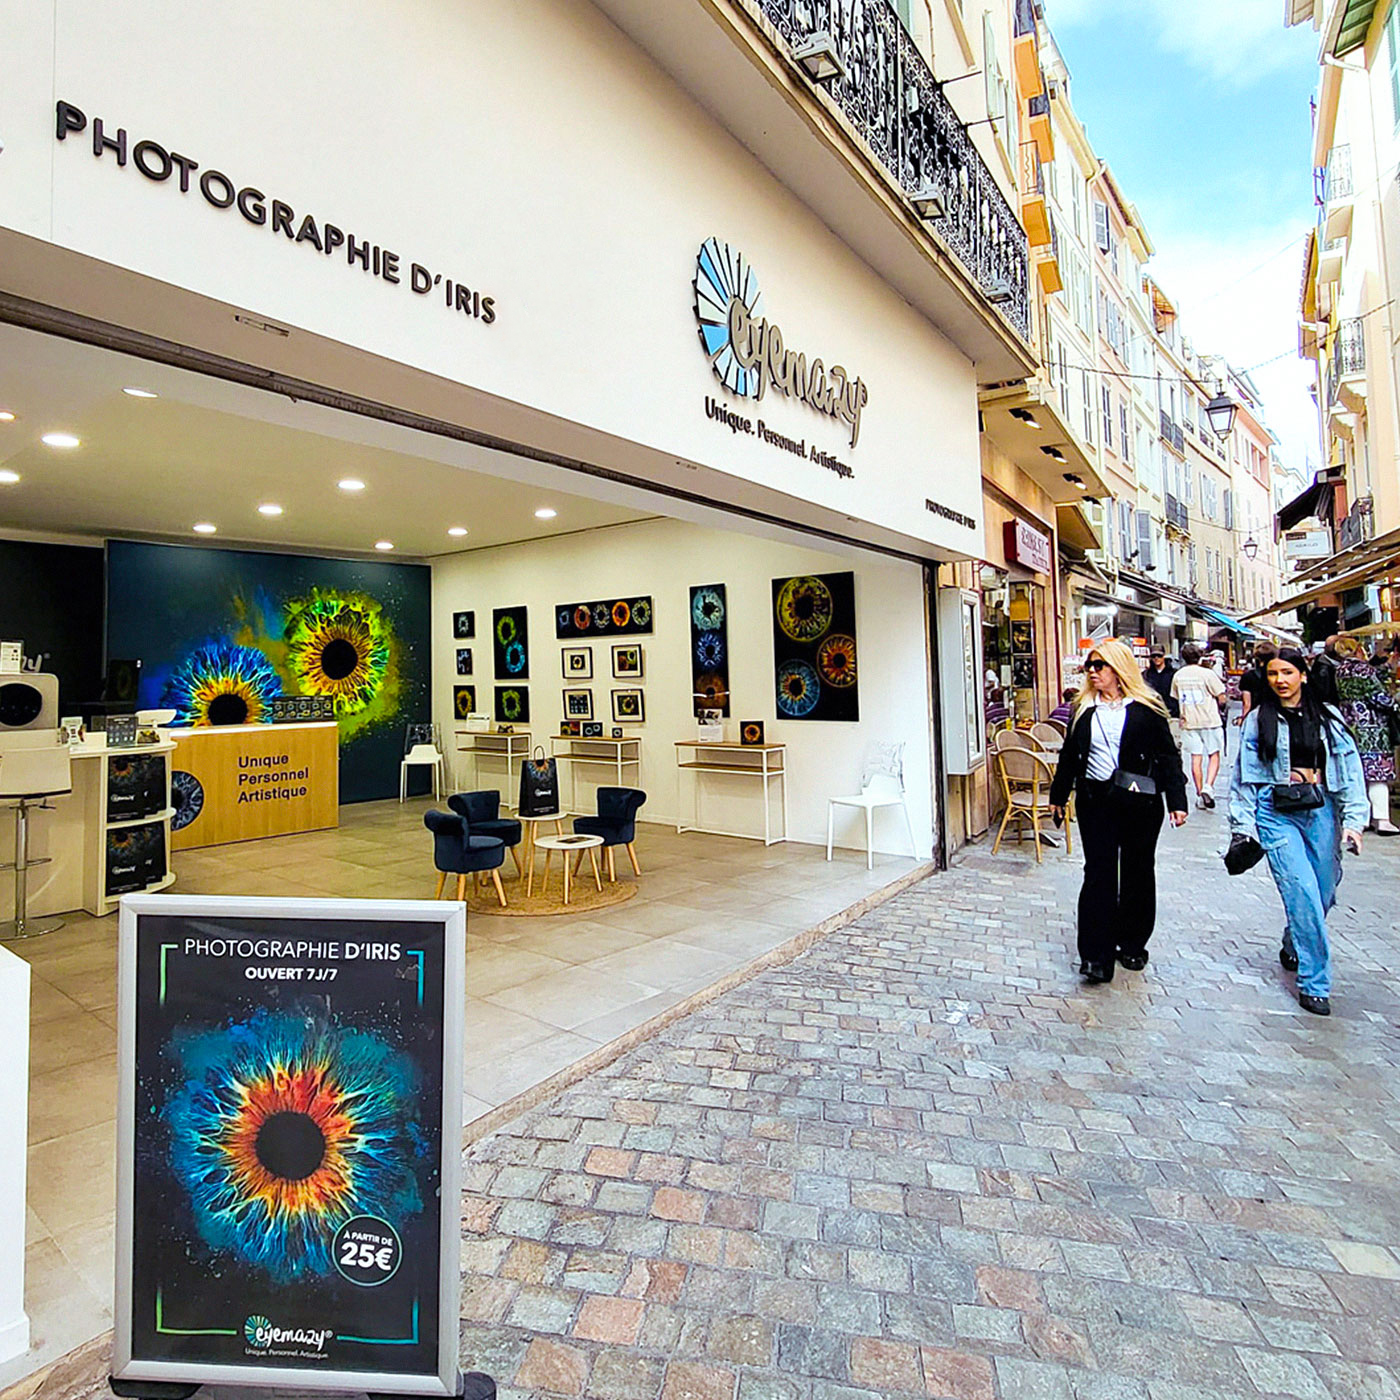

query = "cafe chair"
(1030, 723), (1064, 752)
(0, 735), (74, 940)
(573, 787), (647, 882)
(401, 740), (446, 803)
(448, 790), (523, 875)
(991, 747), (1062, 864)
(423, 809), (506, 907)
(992, 728), (1035, 753)
(826, 770), (916, 869)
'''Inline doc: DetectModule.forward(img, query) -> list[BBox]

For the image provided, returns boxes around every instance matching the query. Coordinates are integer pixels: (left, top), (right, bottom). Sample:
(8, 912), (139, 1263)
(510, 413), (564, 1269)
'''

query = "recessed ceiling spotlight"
(258, 503), (284, 516)
(193, 522), (217, 535)
(534, 507), (557, 520)
(0, 470), (19, 485)
(0, 411), (15, 422)
(122, 387), (158, 399)
(41, 432), (81, 449)
(374, 540), (394, 551)
(447, 526), (468, 537)
(338, 478), (366, 492)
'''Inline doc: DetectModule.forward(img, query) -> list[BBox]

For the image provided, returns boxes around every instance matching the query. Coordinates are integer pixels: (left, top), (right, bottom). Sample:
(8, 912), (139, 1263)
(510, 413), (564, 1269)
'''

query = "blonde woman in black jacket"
(1049, 639), (1189, 984)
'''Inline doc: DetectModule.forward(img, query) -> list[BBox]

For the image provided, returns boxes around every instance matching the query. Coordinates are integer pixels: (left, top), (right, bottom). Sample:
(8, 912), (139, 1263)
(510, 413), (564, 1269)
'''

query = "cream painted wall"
(0, 0), (983, 559)
(431, 518), (936, 858)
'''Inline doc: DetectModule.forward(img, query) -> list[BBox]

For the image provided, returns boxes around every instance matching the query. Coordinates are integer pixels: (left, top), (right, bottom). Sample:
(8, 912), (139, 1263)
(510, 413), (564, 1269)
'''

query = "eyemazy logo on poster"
(244, 1314), (334, 1356)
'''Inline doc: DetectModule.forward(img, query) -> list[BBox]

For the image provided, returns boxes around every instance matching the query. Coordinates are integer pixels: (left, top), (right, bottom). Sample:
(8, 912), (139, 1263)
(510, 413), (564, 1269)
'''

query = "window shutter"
(1136, 510), (1154, 570)
(1093, 200), (1110, 254)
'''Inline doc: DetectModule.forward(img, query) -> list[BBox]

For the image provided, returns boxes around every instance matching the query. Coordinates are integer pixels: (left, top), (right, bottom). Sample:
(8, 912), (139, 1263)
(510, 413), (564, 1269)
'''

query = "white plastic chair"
(826, 770), (917, 869)
(400, 743), (445, 803)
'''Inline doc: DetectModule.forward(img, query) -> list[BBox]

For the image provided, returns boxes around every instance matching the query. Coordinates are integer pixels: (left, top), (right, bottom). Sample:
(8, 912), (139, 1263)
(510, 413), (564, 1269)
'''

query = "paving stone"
(1235, 1346), (1330, 1400)
(920, 1347), (997, 1400)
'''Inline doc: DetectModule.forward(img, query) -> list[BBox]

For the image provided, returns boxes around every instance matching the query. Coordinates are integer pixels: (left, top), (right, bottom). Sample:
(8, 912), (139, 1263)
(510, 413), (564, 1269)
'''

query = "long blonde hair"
(1071, 637), (1169, 721)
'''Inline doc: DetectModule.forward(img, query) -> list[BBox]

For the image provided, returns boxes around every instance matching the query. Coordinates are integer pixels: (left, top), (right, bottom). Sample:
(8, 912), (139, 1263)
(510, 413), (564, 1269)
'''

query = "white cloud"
(1046, 0), (1307, 86)
(1147, 222), (1321, 475)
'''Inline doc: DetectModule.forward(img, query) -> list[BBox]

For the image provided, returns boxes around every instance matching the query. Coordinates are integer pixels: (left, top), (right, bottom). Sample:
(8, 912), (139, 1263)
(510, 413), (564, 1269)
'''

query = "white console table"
(454, 729), (531, 799)
(550, 736), (641, 809)
(674, 741), (787, 846)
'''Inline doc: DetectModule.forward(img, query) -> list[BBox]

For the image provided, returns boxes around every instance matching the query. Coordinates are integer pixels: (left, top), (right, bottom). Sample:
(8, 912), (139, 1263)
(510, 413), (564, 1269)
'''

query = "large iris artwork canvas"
(105, 542), (431, 803)
(689, 584), (730, 717)
(771, 572), (859, 722)
(123, 906), (455, 1383)
(492, 606), (530, 681)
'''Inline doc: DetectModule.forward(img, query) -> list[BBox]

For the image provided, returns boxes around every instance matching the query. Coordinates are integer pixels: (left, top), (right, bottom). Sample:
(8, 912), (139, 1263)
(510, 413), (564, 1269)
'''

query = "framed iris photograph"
(456, 648), (472, 675)
(740, 720), (765, 746)
(562, 687), (594, 720)
(561, 720), (582, 737)
(582, 722), (603, 738)
(611, 688), (644, 724)
(453, 685), (476, 720)
(453, 611), (475, 639)
(612, 644), (643, 680)
(561, 646), (592, 680)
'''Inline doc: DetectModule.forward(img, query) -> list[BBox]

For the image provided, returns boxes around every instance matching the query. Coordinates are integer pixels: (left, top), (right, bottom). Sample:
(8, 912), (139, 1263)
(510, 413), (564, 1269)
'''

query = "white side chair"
(826, 771), (917, 869)
(400, 743), (445, 803)
(0, 735), (74, 940)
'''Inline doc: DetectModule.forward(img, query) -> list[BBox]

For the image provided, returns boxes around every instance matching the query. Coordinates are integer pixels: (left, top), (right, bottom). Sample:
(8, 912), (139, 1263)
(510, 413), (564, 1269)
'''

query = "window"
(1059, 346), (1070, 418)
(893, 0), (913, 32)
(1119, 403), (1130, 462)
(1071, 166), (1085, 240)
(1223, 488), (1234, 530)
(1102, 384), (1113, 450)
(983, 13), (1009, 135)
(1136, 510), (1155, 570)
(1093, 199), (1111, 254)
(1389, 2), (1400, 129)
(1082, 369), (1095, 445)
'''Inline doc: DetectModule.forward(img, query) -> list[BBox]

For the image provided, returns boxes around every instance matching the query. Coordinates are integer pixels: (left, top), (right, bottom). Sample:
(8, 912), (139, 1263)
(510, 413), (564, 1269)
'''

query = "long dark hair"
(1255, 648), (1347, 766)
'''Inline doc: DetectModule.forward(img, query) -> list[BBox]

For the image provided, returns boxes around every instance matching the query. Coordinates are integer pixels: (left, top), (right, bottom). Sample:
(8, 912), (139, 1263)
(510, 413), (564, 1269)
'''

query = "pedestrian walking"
(1049, 638), (1188, 984)
(1142, 646), (1179, 718)
(1309, 637), (1340, 706)
(1332, 635), (1399, 835)
(1237, 641), (1277, 722)
(1172, 643), (1226, 808)
(1228, 649), (1368, 1016)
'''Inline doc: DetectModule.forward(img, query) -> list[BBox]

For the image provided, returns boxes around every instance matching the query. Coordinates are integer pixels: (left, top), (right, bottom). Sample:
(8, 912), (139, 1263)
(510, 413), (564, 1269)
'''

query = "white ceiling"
(0, 323), (658, 559)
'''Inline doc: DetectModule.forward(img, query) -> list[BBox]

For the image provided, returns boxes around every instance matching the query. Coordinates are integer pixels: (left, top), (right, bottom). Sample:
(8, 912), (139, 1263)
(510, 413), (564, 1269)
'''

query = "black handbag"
(1095, 710), (1157, 795)
(1272, 782), (1325, 813)
(1223, 832), (1265, 875)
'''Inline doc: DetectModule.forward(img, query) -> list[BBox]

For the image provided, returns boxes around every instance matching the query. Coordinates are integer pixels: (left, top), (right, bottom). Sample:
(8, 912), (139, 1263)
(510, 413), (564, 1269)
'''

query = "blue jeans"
(1257, 789), (1342, 997)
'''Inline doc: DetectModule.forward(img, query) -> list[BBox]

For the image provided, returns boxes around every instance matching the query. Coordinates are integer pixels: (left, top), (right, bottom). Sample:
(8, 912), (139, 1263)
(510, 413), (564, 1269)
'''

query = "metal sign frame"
(112, 896), (465, 1397)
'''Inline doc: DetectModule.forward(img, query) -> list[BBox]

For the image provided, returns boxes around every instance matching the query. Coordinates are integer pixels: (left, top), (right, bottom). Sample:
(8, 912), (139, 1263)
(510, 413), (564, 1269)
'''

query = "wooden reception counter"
(169, 721), (339, 850)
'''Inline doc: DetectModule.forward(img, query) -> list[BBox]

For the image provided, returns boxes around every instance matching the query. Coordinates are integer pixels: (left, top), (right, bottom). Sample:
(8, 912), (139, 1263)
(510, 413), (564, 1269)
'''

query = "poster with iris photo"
(113, 896), (465, 1396)
(494, 686), (529, 725)
(492, 607), (529, 680)
(771, 572), (859, 722)
(553, 597), (653, 639)
(689, 584), (730, 717)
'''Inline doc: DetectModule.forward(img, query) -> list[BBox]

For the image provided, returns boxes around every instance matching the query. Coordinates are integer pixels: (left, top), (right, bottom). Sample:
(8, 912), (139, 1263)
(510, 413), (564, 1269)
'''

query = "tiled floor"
(3, 798), (918, 1385)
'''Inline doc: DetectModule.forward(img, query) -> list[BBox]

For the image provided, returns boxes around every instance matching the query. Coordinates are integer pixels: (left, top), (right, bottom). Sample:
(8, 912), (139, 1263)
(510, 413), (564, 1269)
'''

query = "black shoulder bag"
(1095, 708), (1157, 796)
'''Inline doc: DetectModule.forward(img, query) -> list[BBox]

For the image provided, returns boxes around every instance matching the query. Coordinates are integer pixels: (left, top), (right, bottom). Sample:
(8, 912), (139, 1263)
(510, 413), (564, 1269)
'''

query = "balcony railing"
(1327, 316), (1366, 406)
(757, 0), (1031, 341)
(1165, 493), (1189, 534)
(1159, 410), (1185, 454)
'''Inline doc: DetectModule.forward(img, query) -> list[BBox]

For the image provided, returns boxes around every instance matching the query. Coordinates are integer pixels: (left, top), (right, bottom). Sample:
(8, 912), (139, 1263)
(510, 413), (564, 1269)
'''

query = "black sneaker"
(1298, 993), (1331, 1016)
(1117, 949), (1149, 972)
(1280, 932), (1299, 973)
(1079, 961), (1114, 984)
(1201, 792), (1216, 809)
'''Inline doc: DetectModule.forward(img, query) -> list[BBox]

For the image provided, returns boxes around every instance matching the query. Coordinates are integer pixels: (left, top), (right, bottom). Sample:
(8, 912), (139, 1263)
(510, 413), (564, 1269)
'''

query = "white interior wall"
(431, 518), (935, 858)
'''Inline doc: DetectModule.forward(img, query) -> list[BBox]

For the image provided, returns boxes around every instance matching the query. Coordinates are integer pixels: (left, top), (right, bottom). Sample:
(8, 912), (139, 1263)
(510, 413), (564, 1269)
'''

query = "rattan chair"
(1030, 723), (1065, 752)
(991, 747), (1063, 862)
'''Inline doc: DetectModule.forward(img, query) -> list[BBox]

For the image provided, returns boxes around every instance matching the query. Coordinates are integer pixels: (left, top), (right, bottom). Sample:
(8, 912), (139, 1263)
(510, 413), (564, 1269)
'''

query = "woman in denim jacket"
(1229, 650), (1368, 1016)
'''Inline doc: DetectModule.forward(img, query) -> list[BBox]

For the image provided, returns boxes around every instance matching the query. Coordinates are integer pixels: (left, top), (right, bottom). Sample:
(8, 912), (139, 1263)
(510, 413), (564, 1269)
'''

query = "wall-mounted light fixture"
(793, 31), (846, 83)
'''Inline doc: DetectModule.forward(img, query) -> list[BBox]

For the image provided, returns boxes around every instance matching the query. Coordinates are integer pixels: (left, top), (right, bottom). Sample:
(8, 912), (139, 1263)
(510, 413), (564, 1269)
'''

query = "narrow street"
(459, 797), (1400, 1399)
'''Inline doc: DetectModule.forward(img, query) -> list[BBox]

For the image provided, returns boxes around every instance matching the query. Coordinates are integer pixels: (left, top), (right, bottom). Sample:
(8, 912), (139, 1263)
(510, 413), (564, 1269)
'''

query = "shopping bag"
(518, 745), (559, 816)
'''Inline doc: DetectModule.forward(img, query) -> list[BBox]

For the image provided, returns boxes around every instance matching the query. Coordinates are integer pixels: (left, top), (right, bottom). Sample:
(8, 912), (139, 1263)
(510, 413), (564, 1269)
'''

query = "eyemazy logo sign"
(244, 1315), (333, 1354)
(693, 238), (869, 448)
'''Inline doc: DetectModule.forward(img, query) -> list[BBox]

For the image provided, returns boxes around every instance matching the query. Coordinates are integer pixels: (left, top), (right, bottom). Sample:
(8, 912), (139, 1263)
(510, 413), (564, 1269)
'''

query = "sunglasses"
(1084, 658), (1109, 672)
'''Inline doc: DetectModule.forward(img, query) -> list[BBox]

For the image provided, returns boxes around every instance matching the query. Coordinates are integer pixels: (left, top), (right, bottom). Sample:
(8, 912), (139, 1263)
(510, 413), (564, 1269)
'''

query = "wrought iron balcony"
(1159, 410), (1185, 455)
(1327, 316), (1365, 405)
(756, 0), (1031, 341)
(1324, 145), (1352, 205)
(1165, 492), (1189, 534)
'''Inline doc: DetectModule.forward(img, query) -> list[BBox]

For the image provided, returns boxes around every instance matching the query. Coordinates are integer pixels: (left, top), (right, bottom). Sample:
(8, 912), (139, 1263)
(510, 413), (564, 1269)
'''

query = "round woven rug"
(464, 871), (639, 917)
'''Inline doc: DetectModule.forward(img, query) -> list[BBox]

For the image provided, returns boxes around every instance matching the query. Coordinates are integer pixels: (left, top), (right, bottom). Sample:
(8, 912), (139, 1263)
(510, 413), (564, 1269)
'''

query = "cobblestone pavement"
(458, 785), (1400, 1400)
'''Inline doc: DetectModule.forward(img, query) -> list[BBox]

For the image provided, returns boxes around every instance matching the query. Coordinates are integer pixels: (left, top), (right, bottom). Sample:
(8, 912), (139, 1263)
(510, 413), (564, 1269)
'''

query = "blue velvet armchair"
(448, 790), (523, 874)
(424, 809), (507, 907)
(573, 787), (647, 881)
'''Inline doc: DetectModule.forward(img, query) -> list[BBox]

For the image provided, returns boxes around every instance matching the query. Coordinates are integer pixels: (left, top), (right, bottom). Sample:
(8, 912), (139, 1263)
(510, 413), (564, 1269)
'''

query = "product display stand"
(549, 735), (641, 809)
(78, 739), (177, 917)
(454, 729), (532, 800)
(674, 741), (788, 846)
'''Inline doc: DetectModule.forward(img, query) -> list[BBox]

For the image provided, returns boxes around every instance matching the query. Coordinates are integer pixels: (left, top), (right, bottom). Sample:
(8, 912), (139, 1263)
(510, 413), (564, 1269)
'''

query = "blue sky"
(1045, 0), (1324, 474)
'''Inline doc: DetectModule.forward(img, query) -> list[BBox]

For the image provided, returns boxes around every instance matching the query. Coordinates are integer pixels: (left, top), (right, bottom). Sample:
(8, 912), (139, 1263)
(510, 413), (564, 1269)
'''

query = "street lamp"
(1242, 536), (1259, 561)
(1205, 392), (1238, 439)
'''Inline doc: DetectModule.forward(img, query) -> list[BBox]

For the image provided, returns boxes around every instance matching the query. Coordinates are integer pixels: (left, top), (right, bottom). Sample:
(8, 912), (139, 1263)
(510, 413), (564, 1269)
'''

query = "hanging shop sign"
(54, 101), (497, 326)
(693, 237), (869, 458)
(1002, 519), (1052, 575)
(113, 895), (466, 1397)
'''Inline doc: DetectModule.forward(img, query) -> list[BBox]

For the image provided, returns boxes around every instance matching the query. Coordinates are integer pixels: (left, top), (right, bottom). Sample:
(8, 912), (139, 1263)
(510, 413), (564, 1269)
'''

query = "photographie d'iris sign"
(112, 896), (465, 1396)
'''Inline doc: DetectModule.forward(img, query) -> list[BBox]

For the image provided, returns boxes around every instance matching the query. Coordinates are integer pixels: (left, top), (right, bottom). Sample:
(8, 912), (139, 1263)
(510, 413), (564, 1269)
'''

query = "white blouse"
(1085, 697), (1131, 781)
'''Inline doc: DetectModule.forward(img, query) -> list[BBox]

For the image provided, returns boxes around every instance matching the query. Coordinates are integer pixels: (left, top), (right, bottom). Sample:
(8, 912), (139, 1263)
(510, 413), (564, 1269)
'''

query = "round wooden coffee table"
(532, 833), (604, 906)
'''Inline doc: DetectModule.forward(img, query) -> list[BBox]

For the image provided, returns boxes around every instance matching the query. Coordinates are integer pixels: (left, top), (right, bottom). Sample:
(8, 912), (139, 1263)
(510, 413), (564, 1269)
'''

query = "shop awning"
(1275, 478), (1332, 532)
(977, 380), (1108, 503)
(1191, 602), (1256, 637)
(1286, 523), (1400, 586)
(1245, 546), (1400, 618)
(1055, 501), (1101, 553)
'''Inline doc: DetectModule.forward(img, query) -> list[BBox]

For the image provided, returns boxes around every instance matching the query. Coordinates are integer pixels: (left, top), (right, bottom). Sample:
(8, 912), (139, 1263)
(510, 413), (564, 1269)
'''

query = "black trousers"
(1074, 779), (1165, 964)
